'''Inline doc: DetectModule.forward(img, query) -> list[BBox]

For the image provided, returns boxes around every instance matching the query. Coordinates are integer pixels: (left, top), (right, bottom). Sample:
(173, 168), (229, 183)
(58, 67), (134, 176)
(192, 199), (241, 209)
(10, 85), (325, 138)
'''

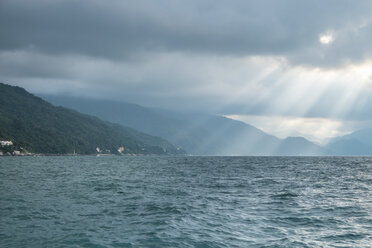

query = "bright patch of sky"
(319, 31), (335, 45)
(225, 115), (360, 144)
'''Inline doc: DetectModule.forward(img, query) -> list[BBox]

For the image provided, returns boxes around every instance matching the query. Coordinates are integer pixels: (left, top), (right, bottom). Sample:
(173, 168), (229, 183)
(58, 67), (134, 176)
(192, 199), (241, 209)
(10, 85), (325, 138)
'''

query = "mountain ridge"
(41, 95), (329, 156)
(0, 83), (184, 155)
(326, 128), (372, 155)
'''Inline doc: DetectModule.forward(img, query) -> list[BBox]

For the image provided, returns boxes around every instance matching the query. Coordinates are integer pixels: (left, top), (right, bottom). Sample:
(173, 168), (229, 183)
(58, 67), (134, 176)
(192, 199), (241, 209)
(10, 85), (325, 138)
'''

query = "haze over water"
(1, 156), (371, 247)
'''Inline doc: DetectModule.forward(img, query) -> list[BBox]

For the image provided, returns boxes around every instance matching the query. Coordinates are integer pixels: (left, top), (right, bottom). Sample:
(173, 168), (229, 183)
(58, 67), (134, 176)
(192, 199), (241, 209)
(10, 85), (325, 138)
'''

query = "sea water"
(0, 156), (371, 247)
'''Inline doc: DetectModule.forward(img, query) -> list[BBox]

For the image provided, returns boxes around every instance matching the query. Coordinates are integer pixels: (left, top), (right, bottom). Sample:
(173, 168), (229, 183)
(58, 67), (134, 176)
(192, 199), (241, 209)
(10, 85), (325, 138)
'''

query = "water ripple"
(0, 156), (371, 247)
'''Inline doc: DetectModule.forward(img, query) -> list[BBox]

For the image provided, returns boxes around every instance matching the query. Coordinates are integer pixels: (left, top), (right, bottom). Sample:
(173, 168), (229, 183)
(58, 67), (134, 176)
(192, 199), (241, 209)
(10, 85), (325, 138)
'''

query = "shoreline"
(0, 153), (186, 157)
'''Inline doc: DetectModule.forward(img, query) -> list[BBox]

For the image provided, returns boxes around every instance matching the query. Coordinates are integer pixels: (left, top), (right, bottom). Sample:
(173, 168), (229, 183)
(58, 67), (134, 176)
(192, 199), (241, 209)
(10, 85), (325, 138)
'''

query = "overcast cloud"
(1, 0), (372, 65)
(1, 0), (372, 140)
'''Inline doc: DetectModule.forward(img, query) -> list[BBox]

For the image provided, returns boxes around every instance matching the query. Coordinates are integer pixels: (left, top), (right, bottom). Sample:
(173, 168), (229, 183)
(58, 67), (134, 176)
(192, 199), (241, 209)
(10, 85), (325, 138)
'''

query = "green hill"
(0, 83), (184, 155)
(42, 95), (329, 156)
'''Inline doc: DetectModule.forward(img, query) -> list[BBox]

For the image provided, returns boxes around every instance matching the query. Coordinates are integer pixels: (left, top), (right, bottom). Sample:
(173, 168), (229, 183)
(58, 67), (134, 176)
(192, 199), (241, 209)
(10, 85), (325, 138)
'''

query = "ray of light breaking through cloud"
(1, 0), (372, 141)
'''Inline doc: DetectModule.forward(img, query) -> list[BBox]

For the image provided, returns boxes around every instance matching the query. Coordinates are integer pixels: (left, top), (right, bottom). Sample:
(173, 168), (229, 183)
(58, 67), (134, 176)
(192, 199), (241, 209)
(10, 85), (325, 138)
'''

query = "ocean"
(0, 156), (371, 247)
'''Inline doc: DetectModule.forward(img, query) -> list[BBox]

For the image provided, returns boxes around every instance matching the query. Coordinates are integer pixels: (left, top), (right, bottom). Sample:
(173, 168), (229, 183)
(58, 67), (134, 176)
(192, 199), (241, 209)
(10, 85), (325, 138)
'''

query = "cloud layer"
(1, 0), (372, 129)
(2, 0), (372, 65)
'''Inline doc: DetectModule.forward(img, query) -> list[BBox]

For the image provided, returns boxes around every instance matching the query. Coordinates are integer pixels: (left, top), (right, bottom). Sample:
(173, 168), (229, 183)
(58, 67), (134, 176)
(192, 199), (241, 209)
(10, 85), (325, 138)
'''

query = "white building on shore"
(0, 141), (13, 146)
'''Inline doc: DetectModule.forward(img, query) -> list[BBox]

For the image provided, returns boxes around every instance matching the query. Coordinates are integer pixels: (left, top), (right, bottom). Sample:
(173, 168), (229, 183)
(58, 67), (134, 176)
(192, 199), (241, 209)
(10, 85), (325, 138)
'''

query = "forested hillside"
(0, 83), (183, 155)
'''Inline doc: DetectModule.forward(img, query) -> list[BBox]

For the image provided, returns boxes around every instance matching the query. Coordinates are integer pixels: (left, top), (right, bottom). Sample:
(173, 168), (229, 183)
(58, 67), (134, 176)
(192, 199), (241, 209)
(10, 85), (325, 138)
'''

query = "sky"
(1, 0), (372, 143)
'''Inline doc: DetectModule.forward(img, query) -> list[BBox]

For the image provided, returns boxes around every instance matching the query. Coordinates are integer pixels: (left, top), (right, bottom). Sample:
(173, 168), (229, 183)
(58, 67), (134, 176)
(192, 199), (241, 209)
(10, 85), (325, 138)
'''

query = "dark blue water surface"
(0, 156), (371, 247)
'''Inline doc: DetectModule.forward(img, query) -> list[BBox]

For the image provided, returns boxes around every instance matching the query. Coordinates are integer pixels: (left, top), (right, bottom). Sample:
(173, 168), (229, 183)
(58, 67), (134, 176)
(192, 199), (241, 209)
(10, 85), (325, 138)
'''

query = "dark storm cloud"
(1, 0), (372, 65)
(1, 0), (372, 125)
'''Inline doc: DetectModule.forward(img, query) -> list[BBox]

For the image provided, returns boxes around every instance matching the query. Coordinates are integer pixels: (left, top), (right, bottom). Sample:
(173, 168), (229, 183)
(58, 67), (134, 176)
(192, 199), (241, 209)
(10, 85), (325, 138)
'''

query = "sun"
(319, 31), (335, 45)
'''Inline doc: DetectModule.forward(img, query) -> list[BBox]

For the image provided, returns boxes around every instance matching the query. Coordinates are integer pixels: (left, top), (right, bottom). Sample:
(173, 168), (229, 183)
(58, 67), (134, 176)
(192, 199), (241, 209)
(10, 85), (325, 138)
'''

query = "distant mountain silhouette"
(276, 137), (327, 156)
(326, 129), (372, 155)
(42, 95), (329, 155)
(0, 83), (183, 155)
